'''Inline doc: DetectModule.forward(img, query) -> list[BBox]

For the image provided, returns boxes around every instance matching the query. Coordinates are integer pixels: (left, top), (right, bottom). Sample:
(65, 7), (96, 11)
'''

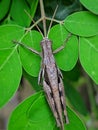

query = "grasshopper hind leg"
(43, 80), (61, 127)
(38, 67), (61, 126)
(38, 68), (43, 85)
(58, 70), (69, 124)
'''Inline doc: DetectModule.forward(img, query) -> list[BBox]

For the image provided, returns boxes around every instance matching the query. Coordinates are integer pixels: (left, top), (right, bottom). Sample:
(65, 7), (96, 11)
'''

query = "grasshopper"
(14, 0), (71, 129)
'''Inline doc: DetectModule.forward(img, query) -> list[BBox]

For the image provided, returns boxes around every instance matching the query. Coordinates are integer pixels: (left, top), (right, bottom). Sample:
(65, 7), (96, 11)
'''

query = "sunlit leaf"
(79, 35), (98, 84)
(49, 24), (78, 71)
(64, 11), (98, 36)
(8, 92), (86, 130)
(19, 30), (42, 77)
(0, 24), (25, 49)
(80, 0), (98, 14)
(0, 48), (22, 107)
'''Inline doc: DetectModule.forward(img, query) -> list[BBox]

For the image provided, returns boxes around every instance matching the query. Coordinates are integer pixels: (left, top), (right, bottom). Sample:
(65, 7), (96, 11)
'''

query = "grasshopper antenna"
(39, 0), (47, 37)
(24, 9), (44, 38)
(47, 5), (58, 37)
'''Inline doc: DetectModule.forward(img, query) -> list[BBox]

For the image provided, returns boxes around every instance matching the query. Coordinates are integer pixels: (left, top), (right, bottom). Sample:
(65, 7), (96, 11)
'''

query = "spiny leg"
(52, 87), (65, 130)
(38, 68), (43, 85)
(38, 62), (46, 85)
(58, 75), (69, 124)
(57, 67), (63, 79)
(53, 33), (72, 54)
(43, 80), (61, 127)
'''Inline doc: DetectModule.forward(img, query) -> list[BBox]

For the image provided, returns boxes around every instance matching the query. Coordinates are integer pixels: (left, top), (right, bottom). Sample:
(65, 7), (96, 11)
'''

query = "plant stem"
(39, 0), (46, 37)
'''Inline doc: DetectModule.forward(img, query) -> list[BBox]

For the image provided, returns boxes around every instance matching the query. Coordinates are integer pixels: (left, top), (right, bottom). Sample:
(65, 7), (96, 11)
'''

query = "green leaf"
(0, 24), (24, 107)
(0, 24), (25, 49)
(19, 30), (43, 77)
(79, 35), (98, 84)
(8, 92), (86, 130)
(48, 24), (78, 71)
(80, 0), (98, 14)
(0, 0), (10, 20)
(0, 48), (22, 107)
(27, 95), (55, 125)
(64, 11), (98, 37)
(7, 91), (42, 130)
(10, 0), (31, 26)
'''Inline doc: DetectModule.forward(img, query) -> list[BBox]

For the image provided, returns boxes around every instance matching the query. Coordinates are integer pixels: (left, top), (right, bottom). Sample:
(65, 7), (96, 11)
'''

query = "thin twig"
(39, 0), (47, 37)
(46, 17), (63, 24)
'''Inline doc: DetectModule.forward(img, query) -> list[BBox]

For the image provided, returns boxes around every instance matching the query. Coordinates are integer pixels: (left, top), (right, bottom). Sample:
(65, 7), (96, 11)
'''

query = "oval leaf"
(0, 48), (22, 107)
(19, 30), (43, 77)
(79, 35), (98, 84)
(64, 11), (98, 37)
(8, 92), (86, 130)
(80, 0), (98, 14)
(0, 24), (25, 49)
(49, 24), (78, 71)
(27, 96), (53, 122)
(8, 92), (42, 130)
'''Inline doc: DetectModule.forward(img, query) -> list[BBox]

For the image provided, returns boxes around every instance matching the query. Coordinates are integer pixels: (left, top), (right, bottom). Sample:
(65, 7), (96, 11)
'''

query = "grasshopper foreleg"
(13, 40), (41, 56)
(53, 33), (72, 54)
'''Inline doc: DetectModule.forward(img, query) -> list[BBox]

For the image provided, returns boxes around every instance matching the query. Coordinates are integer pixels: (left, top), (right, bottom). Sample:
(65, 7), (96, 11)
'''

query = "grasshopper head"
(40, 37), (52, 49)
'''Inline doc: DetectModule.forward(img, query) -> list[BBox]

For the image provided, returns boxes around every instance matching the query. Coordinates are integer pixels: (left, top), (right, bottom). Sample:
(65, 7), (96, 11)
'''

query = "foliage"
(0, 0), (98, 130)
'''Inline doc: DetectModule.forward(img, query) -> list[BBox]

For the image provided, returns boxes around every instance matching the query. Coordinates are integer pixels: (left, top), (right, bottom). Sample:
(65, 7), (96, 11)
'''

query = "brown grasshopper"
(38, 37), (69, 130)
(13, 0), (71, 129)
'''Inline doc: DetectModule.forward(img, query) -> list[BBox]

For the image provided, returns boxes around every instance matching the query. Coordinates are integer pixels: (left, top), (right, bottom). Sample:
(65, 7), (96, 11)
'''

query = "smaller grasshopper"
(13, 0), (71, 129)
